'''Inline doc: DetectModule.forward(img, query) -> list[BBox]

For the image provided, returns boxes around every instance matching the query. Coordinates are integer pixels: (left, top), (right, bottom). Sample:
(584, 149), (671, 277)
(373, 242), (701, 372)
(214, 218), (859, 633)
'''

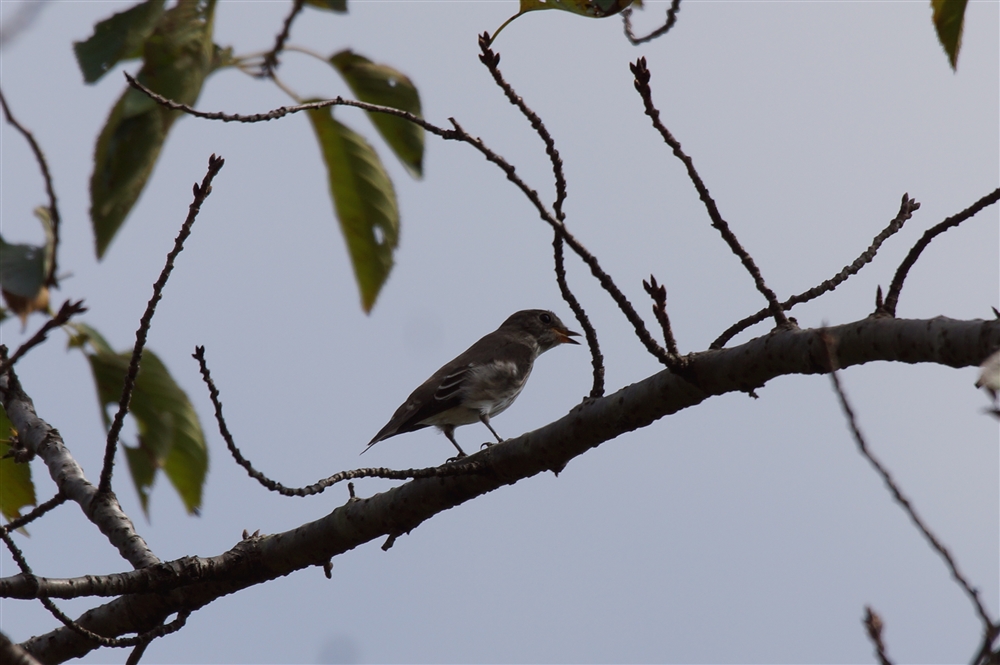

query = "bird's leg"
(442, 425), (467, 458)
(479, 413), (504, 448)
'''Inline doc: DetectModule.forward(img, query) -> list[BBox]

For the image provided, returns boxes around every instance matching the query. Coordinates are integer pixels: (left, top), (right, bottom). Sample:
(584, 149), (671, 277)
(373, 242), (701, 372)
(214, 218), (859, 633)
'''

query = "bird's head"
(502, 309), (581, 353)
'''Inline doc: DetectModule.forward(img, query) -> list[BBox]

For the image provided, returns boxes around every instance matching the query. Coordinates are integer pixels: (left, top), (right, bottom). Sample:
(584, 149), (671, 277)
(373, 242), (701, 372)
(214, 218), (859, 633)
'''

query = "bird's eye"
(539, 312), (552, 324)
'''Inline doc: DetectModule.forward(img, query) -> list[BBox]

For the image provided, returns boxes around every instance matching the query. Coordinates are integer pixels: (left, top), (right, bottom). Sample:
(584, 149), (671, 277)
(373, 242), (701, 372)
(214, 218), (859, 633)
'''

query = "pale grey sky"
(1, 1), (998, 662)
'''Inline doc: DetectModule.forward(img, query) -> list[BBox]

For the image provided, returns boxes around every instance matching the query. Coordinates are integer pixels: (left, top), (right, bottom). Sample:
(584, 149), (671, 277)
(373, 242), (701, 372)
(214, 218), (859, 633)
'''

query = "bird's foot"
(446, 452), (468, 463)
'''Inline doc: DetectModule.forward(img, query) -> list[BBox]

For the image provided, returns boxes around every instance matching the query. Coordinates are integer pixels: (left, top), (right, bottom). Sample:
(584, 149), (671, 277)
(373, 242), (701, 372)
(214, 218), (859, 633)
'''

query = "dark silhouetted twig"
(0, 300), (87, 377)
(822, 332), (996, 630)
(712, 194), (918, 349)
(478, 35), (568, 222)
(863, 606), (892, 665)
(193, 346), (495, 496)
(260, 0), (305, 77)
(124, 73), (676, 368)
(622, 0), (681, 45)
(0, 87), (61, 288)
(643, 275), (678, 355)
(0, 491), (67, 534)
(630, 58), (788, 330)
(1, 524), (189, 648)
(883, 187), (1000, 316)
(554, 233), (605, 397)
(98, 155), (225, 494)
(477, 35), (604, 396)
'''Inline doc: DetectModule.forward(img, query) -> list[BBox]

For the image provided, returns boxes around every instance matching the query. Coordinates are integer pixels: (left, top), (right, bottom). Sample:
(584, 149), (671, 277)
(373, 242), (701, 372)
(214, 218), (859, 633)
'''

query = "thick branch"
(0, 370), (159, 569)
(18, 315), (998, 663)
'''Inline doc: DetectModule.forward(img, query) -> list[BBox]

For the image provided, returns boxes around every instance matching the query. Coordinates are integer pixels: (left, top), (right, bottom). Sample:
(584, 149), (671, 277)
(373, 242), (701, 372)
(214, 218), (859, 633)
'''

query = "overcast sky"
(1, 1), (998, 663)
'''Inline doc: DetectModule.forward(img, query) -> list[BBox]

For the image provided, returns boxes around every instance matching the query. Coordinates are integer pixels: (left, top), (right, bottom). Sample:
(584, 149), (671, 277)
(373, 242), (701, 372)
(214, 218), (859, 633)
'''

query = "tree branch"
(0, 363), (159, 569)
(17, 315), (999, 662)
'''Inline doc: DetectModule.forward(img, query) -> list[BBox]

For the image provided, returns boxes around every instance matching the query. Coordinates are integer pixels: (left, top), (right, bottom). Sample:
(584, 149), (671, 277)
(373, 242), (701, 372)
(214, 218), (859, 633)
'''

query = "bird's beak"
(556, 328), (581, 345)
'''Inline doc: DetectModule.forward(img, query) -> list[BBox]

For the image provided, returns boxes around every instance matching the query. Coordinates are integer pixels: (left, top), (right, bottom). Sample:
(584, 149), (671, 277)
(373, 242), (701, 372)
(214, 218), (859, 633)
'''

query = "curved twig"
(123, 73), (677, 369)
(192, 346), (494, 497)
(883, 187), (1000, 316)
(259, 0), (305, 77)
(822, 332), (997, 632)
(0, 300), (87, 377)
(0, 87), (61, 288)
(476, 36), (605, 396)
(712, 194), (918, 349)
(622, 0), (682, 46)
(0, 492), (67, 534)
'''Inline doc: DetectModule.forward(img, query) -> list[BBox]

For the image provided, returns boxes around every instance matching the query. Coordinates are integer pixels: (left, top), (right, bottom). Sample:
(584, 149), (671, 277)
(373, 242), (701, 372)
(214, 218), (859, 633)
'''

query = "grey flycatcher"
(365, 309), (580, 457)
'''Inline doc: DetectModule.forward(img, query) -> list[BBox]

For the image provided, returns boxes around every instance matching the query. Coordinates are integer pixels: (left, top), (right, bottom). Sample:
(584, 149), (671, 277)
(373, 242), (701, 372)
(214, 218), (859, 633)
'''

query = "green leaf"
(492, 0), (633, 40)
(306, 107), (399, 312)
(0, 239), (47, 300)
(0, 406), (36, 524)
(86, 344), (208, 516)
(90, 0), (218, 259)
(304, 0), (348, 13)
(330, 50), (424, 178)
(931, 0), (968, 70)
(73, 0), (167, 84)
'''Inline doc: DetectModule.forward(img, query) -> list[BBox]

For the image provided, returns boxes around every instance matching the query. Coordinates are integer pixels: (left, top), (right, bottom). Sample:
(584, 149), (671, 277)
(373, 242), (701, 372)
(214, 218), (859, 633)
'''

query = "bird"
(365, 309), (580, 457)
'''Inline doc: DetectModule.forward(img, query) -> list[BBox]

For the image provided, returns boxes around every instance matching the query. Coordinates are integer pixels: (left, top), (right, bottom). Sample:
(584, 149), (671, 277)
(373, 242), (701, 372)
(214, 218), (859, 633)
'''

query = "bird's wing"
(365, 331), (532, 449)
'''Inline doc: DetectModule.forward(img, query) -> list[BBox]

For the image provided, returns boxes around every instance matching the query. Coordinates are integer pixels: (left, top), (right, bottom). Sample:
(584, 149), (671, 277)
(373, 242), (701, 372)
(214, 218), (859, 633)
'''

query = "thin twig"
(863, 606), (892, 665)
(124, 73), (676, 368)
(477, 36), (605, 396)
(822, 332), (997, 631)
(712, 194), (918, 349)
(643, 275), (679, 355)
(0, 526), (189, 648)
(98, 155), (225, 493)
(630, 58), (789, 330)
(0, 492), (67, 533)
(193, 346), (494, 496)
(478, 35), (568, 222)
(622, 0), (682, 46)
(553, 234), (605, 397)
(883, 187), (1000, 316)
(0, 300), (87, 377)
(259, 0), (305, 77)
(0, 87), (61, 288)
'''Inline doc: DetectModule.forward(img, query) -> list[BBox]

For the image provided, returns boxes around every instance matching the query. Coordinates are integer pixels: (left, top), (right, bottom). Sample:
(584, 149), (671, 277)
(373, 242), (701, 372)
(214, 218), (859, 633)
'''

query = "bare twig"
(1, 525), (188, 649)
(259, 0), (305, 77)
(98, 155), (225, 494)
(711, 194), (918, 349)
(643, 275), (678, 355)
(0, 87), (61, 287)
(193, 346), (494, 496)
(630, 58), (789, 330)
(822, 332), (997, 631)
(0, 492), (67, 534)
(553, 234), (605, 397)
(863, 606), (892, 665)
(478, 35), (568, 222)
(622, 0), (682, 45)
(883, 187), (1000, 316)
(0, 300), (87, 377)
(476, 36), (605, 396)
(124, 73), (676, 368)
